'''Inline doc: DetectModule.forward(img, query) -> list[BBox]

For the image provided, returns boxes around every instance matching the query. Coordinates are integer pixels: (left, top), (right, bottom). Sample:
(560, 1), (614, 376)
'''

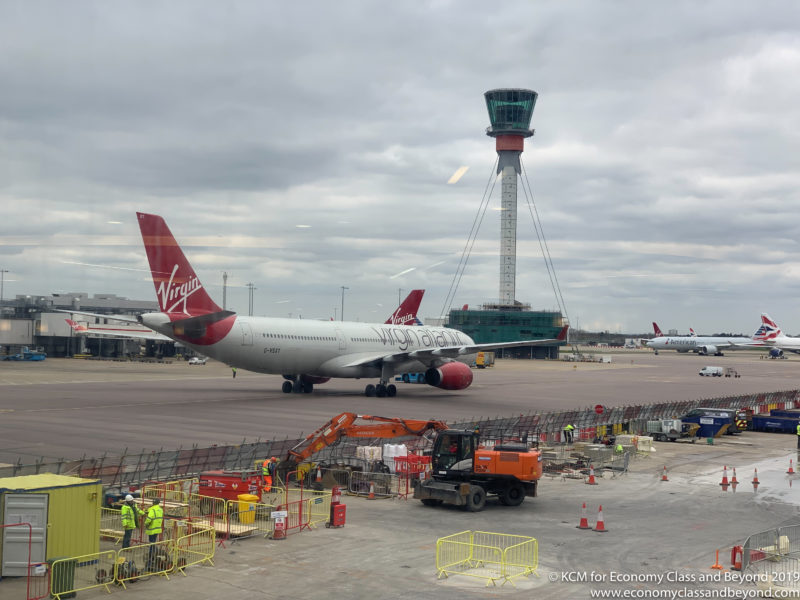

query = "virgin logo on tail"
(157, 264), (203, 315)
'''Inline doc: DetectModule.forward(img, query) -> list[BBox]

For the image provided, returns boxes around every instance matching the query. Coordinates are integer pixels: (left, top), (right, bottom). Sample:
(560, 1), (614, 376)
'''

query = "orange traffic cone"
(316, 466), (322, 483)
(593, 505), (607, 532)
(368, 482), (375, 500)
(585, 464), (598, 485)
(719, 465), (729, 490)
(752, 468), (760, 488)
(731, 468), (739, 485)
(787, 459), (795, 475)
(576, 502), (591, 530)
(711, 549), (723, 570)
(660, 466), (669, 482)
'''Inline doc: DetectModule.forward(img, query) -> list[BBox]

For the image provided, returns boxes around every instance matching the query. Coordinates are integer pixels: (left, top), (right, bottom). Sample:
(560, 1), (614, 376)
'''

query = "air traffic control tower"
(446, 89), (564, 359)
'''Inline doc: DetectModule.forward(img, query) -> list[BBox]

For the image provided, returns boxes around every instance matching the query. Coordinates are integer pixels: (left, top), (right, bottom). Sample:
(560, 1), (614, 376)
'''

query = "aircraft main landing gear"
(364, 383), (397, 397)
(282, 377), (313, 393)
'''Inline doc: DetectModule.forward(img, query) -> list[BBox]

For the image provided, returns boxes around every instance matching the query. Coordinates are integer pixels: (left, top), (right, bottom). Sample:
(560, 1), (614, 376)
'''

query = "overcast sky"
(2, 1), (800, 334)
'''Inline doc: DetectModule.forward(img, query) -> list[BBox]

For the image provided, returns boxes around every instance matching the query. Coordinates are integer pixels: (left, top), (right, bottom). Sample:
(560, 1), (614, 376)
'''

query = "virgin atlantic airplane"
(135, 212), (567, 397)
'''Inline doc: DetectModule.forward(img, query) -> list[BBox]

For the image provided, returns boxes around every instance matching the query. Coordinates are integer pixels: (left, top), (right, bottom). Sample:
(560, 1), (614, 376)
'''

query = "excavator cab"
(431, 430), (478, 473)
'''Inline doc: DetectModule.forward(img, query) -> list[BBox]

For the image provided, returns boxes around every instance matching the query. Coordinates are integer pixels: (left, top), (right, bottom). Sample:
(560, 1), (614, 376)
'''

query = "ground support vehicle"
(395, 373), (426, 384)
(1, 347), (46, 361)
(475, 351), (495, 368)
(724, 367), (740, 378)
(645, 419), (699, 443)
(412, 432), (541, 512)
(699, 366), (724, 377)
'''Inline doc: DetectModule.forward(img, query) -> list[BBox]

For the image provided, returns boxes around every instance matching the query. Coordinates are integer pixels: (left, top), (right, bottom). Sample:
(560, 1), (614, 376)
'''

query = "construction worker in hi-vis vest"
(120, 494), (144, 549)
(262, 458), (273, 492)
(796, 423), (800, 449)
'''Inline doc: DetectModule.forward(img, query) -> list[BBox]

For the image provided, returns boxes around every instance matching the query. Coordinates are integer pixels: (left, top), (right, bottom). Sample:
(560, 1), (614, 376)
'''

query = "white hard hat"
(124, 494), (134, 501)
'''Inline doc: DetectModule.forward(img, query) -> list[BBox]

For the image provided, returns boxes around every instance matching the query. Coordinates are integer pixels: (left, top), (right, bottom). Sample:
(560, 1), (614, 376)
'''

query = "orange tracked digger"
(279, 412), (542, 512)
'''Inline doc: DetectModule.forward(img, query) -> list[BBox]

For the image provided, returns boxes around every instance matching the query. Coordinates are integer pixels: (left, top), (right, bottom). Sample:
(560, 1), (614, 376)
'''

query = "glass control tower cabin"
(446, 89), (564, 359)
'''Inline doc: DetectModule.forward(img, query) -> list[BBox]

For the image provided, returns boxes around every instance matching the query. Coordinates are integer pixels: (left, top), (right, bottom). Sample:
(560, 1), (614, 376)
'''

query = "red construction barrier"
(394, 454), (430, 500)
(730, 545), (743, 570)
(1, 523), (49, 600)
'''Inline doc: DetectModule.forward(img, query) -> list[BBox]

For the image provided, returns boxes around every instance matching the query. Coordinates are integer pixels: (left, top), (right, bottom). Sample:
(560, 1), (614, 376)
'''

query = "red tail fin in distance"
(652, 322), (663, 337)
(137, 213), (222, 316)
(556, 325), (569, 341)
(386, 289), (425, 325)
(65, 319), (87, 332)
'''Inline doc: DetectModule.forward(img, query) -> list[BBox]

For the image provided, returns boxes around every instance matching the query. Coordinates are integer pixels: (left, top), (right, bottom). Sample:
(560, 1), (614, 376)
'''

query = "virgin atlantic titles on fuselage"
(135, 212), (567, 397)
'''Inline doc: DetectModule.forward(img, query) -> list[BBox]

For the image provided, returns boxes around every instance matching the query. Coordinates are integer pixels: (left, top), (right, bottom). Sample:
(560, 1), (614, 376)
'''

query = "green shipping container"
(0, 474), (102, 565)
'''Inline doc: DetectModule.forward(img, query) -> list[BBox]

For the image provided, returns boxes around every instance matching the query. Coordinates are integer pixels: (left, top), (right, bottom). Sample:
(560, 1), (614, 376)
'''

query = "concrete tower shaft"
(484, 89), (537, 307)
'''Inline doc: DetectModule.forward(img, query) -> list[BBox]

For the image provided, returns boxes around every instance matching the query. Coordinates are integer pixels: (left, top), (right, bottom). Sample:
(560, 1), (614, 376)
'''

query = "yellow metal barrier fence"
(50, 550), (117, 600)
(115, 539), (175, 588)
(99, 507), (123, 543)
(305, 491), (332, 529)
(225, 498), (276, 539)
(436, 530), (538, 587)
(174, 525), (216, 573)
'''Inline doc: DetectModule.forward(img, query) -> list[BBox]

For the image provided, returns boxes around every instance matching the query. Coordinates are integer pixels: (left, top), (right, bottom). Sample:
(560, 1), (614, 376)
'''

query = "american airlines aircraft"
(646, 327), (755, 356)
(750, 314), (800, 357)
(133, 213), (568, 397)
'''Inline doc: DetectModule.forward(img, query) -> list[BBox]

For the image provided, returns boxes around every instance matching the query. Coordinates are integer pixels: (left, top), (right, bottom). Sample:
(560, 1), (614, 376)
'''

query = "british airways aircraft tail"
(753, 313), (782, 341)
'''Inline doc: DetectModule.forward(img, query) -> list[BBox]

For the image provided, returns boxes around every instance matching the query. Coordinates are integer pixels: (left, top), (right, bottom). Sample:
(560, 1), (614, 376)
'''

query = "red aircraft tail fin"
(385, 289), (425, 325)
(137, 213), (222, 316)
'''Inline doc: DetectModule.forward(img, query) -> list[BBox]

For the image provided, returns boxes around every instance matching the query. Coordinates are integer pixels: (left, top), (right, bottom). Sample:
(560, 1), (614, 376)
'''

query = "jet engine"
(769, 348), (784, 359)
(698, 345), (719, 356)
(424, 362), (473, 390)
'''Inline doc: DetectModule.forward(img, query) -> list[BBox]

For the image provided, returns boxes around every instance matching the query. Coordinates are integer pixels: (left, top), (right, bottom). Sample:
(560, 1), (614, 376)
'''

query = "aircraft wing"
(62, 315), (172, 342)
(56, 309), (140, 324)
(339, 326), (568, 368)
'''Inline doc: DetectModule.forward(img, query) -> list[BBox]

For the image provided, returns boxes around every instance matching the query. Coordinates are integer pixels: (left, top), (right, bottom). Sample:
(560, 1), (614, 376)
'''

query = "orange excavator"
(280, 412), (542, 512)
(282, 412), (448, 466)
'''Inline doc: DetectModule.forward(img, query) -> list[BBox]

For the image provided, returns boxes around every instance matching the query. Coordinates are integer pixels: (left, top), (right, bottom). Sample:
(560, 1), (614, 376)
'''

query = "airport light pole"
(0, 269), (7, 311)
(340, 286), (349, 321)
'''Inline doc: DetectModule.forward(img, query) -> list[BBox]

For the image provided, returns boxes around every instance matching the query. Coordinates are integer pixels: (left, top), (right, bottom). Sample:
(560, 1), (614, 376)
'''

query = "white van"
(699, 366), (724, 377)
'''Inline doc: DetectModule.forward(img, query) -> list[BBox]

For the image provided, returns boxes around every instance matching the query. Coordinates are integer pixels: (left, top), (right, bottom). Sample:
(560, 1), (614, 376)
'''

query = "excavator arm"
(283, 412), (448, 466)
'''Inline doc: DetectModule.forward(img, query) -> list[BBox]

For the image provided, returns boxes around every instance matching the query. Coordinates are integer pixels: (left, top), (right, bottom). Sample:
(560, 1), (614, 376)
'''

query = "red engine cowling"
(424, 362), (473, 390)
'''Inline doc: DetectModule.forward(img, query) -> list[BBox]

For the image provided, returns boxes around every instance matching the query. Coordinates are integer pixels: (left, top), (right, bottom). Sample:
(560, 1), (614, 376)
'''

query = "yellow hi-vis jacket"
(145, 504), (164, 536)
(121, 503), (143, 530)
(797, 424), (800, 436)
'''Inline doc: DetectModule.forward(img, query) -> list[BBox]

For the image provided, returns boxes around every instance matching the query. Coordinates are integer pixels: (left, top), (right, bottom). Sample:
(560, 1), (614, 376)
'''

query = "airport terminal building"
(0, 292), (177, 358)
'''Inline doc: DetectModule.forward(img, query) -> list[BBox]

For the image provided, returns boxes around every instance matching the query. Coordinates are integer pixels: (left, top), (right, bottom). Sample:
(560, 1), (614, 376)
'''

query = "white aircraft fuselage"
(645, 335), (753, 355)
(142, 313), (476, 378)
